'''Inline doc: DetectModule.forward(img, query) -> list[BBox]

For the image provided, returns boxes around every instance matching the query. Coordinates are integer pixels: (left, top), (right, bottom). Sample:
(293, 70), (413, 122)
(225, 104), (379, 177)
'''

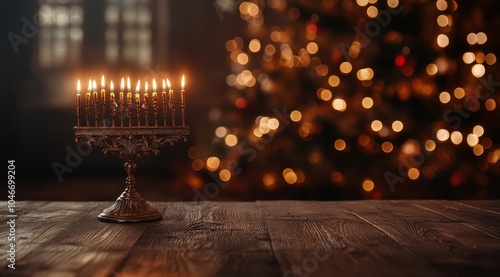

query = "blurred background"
(2, 0), (500, 201)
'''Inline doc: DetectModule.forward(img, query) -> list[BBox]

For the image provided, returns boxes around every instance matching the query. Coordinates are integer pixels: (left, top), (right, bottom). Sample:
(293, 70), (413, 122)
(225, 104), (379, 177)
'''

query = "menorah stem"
(97, 160), (162, 222)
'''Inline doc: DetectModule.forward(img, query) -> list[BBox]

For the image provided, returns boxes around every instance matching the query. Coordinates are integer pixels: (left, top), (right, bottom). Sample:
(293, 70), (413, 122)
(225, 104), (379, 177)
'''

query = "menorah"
(73, 76), (189, 222)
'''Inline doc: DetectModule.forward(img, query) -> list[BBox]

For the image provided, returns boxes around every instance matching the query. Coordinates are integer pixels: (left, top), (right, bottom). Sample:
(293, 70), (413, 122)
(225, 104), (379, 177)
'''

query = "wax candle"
(120, 77), (125, 127)
(162, 79), (167, 126)
(110, 81), (116, 127)
(152, 79), (158, 126)
(86, 79), (91, 127)
(101, 75), (106, 123)
(144, 81), (149, 126)
(76, 79), (81, 127)
(93, 80), (99, 126)
(127, 77), (132, 126)
(167, 79), (175, 126)
(181, 75), (186, 126)
(135, 80), (141, 126)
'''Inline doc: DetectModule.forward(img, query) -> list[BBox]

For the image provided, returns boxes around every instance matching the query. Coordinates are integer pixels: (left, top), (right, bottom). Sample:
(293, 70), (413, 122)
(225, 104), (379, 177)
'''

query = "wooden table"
(1, 200), (499, 276)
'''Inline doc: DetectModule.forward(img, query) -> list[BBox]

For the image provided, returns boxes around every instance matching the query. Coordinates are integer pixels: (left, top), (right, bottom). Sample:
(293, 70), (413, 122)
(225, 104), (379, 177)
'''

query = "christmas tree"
(188, 0), (500, 200)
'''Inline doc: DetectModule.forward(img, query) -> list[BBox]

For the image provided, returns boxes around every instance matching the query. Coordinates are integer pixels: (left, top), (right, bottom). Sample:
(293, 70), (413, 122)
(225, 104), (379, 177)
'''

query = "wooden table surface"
(1, 200), (499, 277)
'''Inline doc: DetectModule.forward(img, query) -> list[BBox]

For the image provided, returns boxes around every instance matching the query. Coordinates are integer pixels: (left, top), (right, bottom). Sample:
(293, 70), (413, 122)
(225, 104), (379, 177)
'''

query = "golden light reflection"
(362, 179), (374, 192)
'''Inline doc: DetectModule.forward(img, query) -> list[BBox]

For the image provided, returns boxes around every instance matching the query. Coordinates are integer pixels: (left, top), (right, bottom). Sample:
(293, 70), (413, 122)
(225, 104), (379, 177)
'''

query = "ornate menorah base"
(74, 126), (189, 223)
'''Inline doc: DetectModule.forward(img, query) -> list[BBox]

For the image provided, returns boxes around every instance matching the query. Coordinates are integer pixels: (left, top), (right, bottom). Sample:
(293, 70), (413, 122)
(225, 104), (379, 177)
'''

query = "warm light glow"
(101, 75), (105, 89)
(463, 52), (475, 64)
(332, 98), (347, 111)
(473, 125), (484, 137)
(357, 68), (374, 81)
(120, 78), (125, 91)
(328, 75), (340, 87)
(437, 34), (449, 48)
(472, 64), (486, 78)
(306, 42), (318, 54)
(77, 79), (81, 94)
(426, 63), (438, 75)
(87, 79), (92, 92)
(92, 80), (97, 91)
(181, 75), (185, 89)
(110, 81), (114, 92)
(320, 89), (332, 101)
(476, 32), (487, 44)
(162, 79), (166, 91)
(362, 179), (374, 192)
(215, 126), (228, 138)
(436, 129), (449, 141)
(219, 169), (231, 182)
(454, 87), (465, 99)
(467, 134), (479, 147)
(439, 91), (451, 103)
(450, 131), (463, 145)
(392, 121), (403, 132)
(425, 140), (436, 151)
(381, 142), (393, 153)
(334, 139), (346, 151)
(290, 110), (302, 122)
(192, 159), (203, 171)
(371, 120), (383, 132)
(263, 173), (277, 187)
(340, 62), (352, 74)
(127, 77), (131, 91)
(206, 157), (220, 171)
(485, 99), (496, 111)
(436, 0), (447, 11)
(437, 14), (449, 27)
(387, 0), (399, 8)
(145, 81), (148, 93)
(467, 33), (477, 45)
(366, 6), (378, 18)
(249, 39), (261, 52)
(362, 97), (374, 109)
(473, 145), (484, 156)
(485, 53), (496, 65)
(167, 79), (172, 89)
(408, 168), (419, 180)
(152, 79), (157, 91)
(225, 134), (238, 147)
(135, 80), (141, 93)
(268, 118), (280, 130)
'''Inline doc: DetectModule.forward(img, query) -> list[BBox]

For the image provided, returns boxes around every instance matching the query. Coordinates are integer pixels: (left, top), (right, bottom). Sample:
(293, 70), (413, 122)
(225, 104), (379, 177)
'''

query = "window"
(38, 0), (83, 68)
(106, 0), (152, 66)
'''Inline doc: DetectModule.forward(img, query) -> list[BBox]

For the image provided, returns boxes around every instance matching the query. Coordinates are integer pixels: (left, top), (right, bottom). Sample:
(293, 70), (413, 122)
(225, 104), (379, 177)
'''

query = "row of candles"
(75, 76), (186, 127)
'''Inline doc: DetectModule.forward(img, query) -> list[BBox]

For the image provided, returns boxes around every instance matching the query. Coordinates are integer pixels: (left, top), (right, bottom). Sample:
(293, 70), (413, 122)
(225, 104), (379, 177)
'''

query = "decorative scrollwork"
(75, 134), (187, 160)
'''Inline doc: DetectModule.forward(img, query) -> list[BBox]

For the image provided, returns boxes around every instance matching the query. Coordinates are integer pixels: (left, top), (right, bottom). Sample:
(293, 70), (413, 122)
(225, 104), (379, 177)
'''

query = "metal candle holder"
(74, 77), (188, 223)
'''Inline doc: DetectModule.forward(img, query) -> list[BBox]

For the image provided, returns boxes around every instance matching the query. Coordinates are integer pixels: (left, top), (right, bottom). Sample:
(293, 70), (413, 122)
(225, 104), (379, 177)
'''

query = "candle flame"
(152, 79), (157, 91)
(88, 79), (92, 92)
(127, 77), (131, 91)
(145, 81), (149, 93)
(162, 79), (166, 91)
(110, 81), (114, 92)
(92, 80), (97, 91)
(181, 75), (185, 89)
(135, 80), (141, 93)
(101, 75), (105, 89)
(77, 79), (81, 94)
(120, 78), (125, 91)
(167, 78), (172, 89)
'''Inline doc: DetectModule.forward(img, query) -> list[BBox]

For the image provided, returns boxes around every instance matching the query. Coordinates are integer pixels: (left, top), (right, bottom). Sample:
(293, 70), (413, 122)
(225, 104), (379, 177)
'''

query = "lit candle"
(93, 80), (99, 127)
(127, 77), (132, 126)
(120, 77), (125, 127)
(101, 75), (106, 125)
(181, 75), (186, 126)
(110, 81), (116, 127)
(162, 79), (167, 126)
(144, 81), (149, 126)
(167, 78), (176, 126)
(152, 79), (158, 126)
(86, 79), (91, 127)
(76, 79), (81, 127)
(135, 80), (141, 126)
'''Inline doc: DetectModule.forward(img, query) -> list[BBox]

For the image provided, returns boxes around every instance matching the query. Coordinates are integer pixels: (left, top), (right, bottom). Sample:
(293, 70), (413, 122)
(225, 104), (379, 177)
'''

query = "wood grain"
(258, 201), (440, 277)
(115, 202), (281, 277)
(456, 200), (500, 214)
(2, 200), (500, 276)
(339, 200), (500, 277)
(412, 200), (500, 239)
